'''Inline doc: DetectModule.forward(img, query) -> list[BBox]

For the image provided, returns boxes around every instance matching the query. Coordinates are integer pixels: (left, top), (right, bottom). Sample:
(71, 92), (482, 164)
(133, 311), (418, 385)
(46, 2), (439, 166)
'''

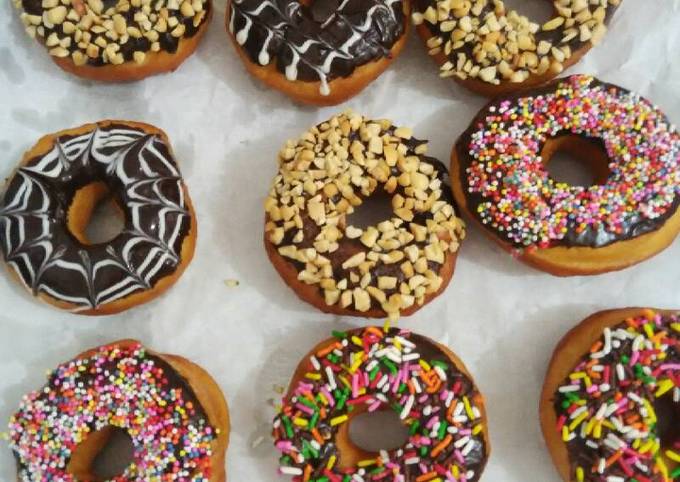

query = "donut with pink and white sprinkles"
(452, 75), (680, 275)
(8, 341), (225, 481)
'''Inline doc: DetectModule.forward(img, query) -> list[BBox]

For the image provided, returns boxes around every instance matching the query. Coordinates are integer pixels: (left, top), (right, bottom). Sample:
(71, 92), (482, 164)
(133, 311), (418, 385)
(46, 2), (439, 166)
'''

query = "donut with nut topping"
(264, 111), (466, 320)
(412, 0), (621, 96)
(13, 0), (212, 81)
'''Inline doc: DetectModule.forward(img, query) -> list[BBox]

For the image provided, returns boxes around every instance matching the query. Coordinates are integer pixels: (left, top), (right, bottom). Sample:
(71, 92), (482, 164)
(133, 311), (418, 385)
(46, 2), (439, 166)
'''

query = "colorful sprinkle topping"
(464, 75), (680, 249)
(273, 326), (487, 482)
(8, 342), (216, 481)
(555, 310), (680, 481)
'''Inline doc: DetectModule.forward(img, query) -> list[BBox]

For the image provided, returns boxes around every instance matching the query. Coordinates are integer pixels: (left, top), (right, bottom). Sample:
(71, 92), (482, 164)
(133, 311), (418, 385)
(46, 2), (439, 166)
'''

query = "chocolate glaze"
(455, 76), (680, 249)
(228, 0), (406, 95)
(0, 123), (192, 311)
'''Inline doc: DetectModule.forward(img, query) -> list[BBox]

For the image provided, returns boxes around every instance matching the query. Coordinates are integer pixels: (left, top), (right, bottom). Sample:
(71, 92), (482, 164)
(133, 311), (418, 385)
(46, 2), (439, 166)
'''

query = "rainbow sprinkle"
(273, 326), (487, 482)
(464, 75), (680, 249)
(8, 342), (216, 481)
(555, 310), (680, 481)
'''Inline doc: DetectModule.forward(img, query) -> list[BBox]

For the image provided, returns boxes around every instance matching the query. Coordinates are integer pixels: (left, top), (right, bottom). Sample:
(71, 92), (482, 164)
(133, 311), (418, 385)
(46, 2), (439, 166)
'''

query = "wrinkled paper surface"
(1, 1), (680, 479)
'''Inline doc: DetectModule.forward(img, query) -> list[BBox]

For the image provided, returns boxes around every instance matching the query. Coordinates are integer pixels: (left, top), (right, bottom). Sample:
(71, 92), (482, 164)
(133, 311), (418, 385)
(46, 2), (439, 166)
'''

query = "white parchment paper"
(1, 1), (680, 480)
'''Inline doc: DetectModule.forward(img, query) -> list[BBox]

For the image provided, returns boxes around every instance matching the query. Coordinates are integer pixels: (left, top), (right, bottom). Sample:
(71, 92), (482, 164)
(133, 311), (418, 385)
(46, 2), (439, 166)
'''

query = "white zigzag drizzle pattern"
(0, 125), (191, 312)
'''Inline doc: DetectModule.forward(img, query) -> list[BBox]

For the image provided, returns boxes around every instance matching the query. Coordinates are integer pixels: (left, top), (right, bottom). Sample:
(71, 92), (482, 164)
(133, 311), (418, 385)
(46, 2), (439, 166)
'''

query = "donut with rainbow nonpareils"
(7, 339), (230, 481)
(0, 120), (197, 315)
(226, 0), (411, 106)
(451, 75), (680, 276)
(541, 308), (680, 482)
(273, 326), (490, 481)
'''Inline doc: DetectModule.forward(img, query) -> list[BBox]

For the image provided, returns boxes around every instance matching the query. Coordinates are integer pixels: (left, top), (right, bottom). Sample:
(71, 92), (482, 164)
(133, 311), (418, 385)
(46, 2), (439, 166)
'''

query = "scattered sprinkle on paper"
(224, 279), (240, 288)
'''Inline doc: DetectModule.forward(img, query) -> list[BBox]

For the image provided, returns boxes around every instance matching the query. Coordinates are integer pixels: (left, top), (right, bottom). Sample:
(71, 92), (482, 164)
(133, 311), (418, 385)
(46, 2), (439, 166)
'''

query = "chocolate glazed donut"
(451, 75), (680, 276)
(226, 0), (411, 105)
(0, 120), (197, 315)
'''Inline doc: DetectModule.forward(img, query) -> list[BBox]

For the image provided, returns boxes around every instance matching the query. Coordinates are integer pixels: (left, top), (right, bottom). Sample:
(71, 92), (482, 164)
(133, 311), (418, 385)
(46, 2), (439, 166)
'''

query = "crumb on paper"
(224, 279), (240, 288)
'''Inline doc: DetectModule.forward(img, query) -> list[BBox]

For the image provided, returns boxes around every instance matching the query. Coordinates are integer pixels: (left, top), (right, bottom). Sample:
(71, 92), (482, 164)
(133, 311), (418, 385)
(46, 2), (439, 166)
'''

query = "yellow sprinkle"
(585, 418), (596, 436)
(655, 379), (674, 398)
(562, 426), (570, 442)
(305, 373), (321, 380)
(639, 440), (655, 454)
(293, 418), (308, 427)
(419, 359), (432, 371)
(671, 323), (680, 332)
(576, 466), (584, 482)
(330, 415), (348, 426)
(358, 459), (377, 468)
(472, 424), (483, 435)
(569, 412), (589, 432)
(451, 465), (460, 477)
(326, 455), (337, 470)
(463, 396), (474, 420)
(643, 399), (657, 424)
(383, 318), (391, 332)
(644, 323), (655, 340)
(318, 393), (329, 406)
(349, 356), (363, 374)
(351, 336), (363, 347)
(665, 450), (680, 463)
(593, 421), (602, 439)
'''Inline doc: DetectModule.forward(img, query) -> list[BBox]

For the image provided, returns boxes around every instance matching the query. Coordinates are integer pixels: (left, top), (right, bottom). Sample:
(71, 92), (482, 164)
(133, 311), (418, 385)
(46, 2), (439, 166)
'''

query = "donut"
(451, 75), (680, 276)
(411, 0), (621, 96)
(226, 0), (411, 106)
(273, 326), (490, 481)
(0, 120), (197, 315)
(264, 111), (466, 320)
(8, 339), (230, 481)
(540, 308), (680, 482)
(13, 0), (212, 81)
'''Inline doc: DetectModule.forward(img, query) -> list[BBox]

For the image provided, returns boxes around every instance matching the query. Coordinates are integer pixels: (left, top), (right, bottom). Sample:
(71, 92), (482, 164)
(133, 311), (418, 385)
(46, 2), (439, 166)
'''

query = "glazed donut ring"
(541, 308), (680, 482)
(451, 75), (680, 276)
(226, 0), (411, 106)
(264, 111), (466, 320)
(8, 339), (230, 481)
(0, 120), (197, 315)
(273, 326), (490, 481)
(412, 0), (621, 96)
(13, 0), (212, 81)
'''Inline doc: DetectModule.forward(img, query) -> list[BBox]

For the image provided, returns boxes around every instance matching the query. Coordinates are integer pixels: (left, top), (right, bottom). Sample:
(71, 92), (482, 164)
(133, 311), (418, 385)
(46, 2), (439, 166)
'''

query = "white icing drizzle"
(0, 125), (191, 312)
(230, 0), (403, 96)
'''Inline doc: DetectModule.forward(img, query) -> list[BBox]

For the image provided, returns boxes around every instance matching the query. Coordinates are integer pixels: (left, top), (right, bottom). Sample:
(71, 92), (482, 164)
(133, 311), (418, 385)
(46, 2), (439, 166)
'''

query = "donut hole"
(346, 410), (409, 457)
(500, 0), (554, 24)
(68, 426), (134, 480)
(542, 135), (610, 187)
(68, 182), (126, 245)
(654, 393), (680, 451)
(347, 188), (394, 230)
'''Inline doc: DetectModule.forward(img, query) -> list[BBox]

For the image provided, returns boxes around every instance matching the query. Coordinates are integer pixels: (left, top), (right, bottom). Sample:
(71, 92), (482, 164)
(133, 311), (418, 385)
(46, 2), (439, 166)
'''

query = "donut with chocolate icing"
(264, 111), (466, 320)
(412, 0), (621, 96)
(226, 0), (411, 106)
(13, 0), (212, 81)
(8, 339), (230, 481)
(0, 120), (197, 315)
(541, 308), (680, 482)
(273, 326), (490, 481)
(451, 75), (680, 276)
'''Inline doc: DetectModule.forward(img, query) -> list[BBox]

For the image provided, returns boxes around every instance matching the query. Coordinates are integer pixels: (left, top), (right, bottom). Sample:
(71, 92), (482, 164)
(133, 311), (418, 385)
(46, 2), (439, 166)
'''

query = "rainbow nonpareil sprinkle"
(463, 75), (680, 249)
(8, 342), (216, 481)
(555, 310), (680, 481)
(273, 327), (487, 482)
